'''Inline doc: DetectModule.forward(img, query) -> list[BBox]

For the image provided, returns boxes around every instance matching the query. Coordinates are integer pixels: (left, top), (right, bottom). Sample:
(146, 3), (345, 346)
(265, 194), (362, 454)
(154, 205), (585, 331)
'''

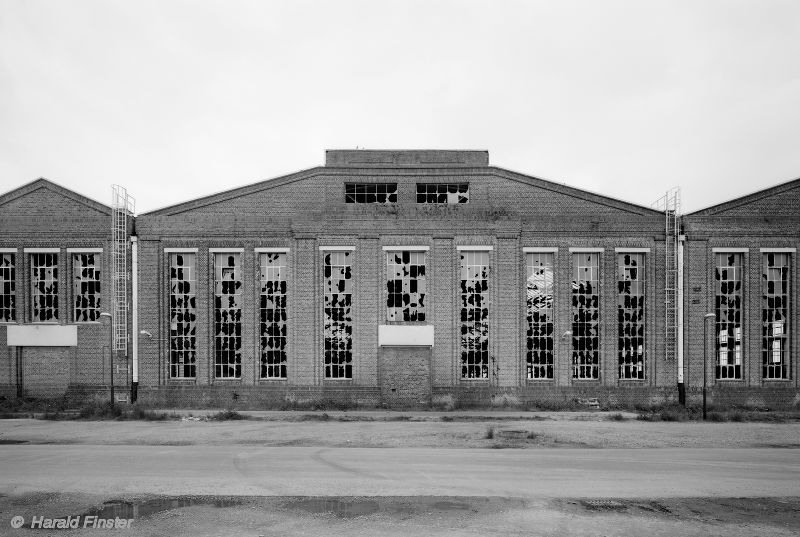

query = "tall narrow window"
(618, 253), (645, 379)
(460, 251), (489, 379)
(526, 253), (554, 379)
(31, 253), (58, 322)
(572, 253), (599, 379)
(260, 252), (287, 379)
(169, 253), (196, 378)
(345, 183), (398, 203)
(73, 253), (101, 322)
(416, 184), (469, 204)
(0, 253), (15, 322)
(762, 252), (790, 379)
(715, 253), (743, 379)
(214, 253), (242, 378)
(387, 251), (426, 321)
(323, 251), (352, 378)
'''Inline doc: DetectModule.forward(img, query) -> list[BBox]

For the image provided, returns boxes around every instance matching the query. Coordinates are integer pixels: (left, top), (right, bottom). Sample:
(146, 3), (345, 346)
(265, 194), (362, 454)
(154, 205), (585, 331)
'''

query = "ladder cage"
(651, 188), (681, 363)
(111, 185), (135, 354)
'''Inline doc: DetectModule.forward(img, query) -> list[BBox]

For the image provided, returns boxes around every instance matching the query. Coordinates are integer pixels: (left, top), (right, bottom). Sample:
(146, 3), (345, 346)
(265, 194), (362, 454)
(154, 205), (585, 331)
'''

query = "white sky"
(1, 0), (799, 214)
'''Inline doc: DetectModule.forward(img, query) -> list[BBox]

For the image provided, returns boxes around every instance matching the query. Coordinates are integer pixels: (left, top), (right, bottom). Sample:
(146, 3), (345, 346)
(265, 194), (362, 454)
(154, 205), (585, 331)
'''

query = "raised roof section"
(325, 149), (489, 168)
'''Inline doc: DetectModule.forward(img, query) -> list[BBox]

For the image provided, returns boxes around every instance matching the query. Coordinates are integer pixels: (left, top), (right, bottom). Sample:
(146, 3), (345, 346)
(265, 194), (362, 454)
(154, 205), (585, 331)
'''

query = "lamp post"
(99, 312), (114, 407)
(703, 313), (715, 420)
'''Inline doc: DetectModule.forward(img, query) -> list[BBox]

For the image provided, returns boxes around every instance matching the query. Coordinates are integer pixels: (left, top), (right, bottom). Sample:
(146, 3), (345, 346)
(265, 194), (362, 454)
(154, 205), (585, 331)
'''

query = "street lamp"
(703, 313), (715, 420)
(99, 312), (114, 407)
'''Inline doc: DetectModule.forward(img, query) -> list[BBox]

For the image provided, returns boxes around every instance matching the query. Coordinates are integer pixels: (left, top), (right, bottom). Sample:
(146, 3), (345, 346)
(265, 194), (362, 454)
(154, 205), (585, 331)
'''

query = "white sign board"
(7, 325), (78, 347)
(378, 325), (434, 347)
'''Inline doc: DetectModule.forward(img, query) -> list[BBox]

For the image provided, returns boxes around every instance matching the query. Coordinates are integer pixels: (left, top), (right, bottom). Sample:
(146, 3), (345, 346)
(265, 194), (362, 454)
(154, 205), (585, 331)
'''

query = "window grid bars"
(0, 253), (15, 322)
(323, 251), (353, 379)
(386, 251), (426, 322)
(213, 253), (242, 379)
(344, 183), (398, 204)
(572, 253), (600, 379)
(762, 253), (790, 379)
(416, 183), (469, 204)
(526, 253), (554, 379)
(31, 253), (58, 322)
(715, 253), (743, 379)
(169, 253), (197, 378)
(460, 251), (489, 379)
(72, 253), (101, 322)
(260, 253), (287, 379)
(618, 253), (645, 379)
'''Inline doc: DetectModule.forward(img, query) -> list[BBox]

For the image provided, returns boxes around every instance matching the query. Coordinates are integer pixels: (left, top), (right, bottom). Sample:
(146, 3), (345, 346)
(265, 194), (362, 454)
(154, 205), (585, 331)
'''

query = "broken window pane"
(214, 253), (242, 378)
(169, 253), (196, 378)
(526, 253), (554, 379)
(416, 183), (469, 204)
(715, 253), (742, 379)
(386, 251), (426, 322)
(72, 253), (101, 322)
(460, 251), (489, 379)
(344, 183), (398, 204)
(260, 252), (287, 379)
(762, 253), (789, 379)
(617, 253), (645, 379)
(31, 253), (58, 322)
(572, 253), (599, 379)
(323, 251), (352, 378)
(0, 253), (15, 322)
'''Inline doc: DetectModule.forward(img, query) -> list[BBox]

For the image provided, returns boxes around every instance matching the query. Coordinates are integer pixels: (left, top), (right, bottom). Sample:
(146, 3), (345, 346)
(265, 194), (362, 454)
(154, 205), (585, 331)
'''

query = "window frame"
(257, 248), (290, 380)
(211, 250), (243, 380)
(616, 251), (646, 380)
(0, 248), (17, 324)
(344, 183), (398, 204)
(525, 249), (556, 380)
(166, 248), (198, 380)
(458, 247), (492, 380)
(26, 248), (60, 324)
(320, 246), (355, 380)
(416, 183), (470, 204)
(383, 246), (429, 323)
(68, 248), (103, 324)
(569, 248), (603, 380)
(760, 249), (792, 380)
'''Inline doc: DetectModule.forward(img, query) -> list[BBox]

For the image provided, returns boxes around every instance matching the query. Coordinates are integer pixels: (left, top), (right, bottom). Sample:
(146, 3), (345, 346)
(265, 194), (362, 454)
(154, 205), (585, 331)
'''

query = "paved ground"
(0, 416), (798, 536)
(2, 445), (799, 497)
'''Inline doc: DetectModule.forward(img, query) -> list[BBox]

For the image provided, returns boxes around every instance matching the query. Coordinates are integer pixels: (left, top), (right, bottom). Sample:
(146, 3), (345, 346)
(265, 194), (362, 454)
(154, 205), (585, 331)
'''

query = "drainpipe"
(131, 236), (139, 402)
(677, 235), (685, 405)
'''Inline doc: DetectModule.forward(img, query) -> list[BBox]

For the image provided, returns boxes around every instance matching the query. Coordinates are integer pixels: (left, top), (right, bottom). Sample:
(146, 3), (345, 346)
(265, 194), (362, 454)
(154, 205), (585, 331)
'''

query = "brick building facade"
(1, 150), (798, 408)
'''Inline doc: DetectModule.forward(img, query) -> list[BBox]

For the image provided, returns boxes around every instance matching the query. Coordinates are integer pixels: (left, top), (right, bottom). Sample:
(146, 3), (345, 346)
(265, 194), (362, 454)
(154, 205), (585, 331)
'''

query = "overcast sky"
(1, 0), (799, 214)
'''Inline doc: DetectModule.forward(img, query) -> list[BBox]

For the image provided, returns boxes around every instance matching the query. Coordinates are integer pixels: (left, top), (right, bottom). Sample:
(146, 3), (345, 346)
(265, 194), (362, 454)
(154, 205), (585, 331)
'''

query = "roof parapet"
(325, 149), (489, 168)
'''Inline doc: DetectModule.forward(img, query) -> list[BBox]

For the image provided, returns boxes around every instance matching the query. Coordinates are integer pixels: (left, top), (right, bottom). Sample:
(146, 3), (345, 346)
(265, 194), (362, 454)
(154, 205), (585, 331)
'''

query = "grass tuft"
(485, 426), (495, 439)
(208, 410), (249, 421)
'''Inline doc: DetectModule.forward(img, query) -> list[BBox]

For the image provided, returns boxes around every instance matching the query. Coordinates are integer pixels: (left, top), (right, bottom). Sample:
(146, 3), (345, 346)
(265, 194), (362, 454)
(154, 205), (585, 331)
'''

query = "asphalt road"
(2, 445), (798, 498)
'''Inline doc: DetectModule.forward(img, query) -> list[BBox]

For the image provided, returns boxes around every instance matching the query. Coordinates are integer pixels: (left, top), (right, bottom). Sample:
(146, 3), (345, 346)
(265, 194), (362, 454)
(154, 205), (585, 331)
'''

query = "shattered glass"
(526, 253), (554, 379)
(0, 253), (15, 322)
(715, 253), (742, 379)
(386, 251), (426, 322)
(73, 253), (101, 322)
(214, 253), (242, 378)
(617, 253), (645, 379)
(762, 252), (789, 379)
(324, 251), (352, 378)
(31, 253), (58, 322)
(416, 183), (469, 204)
(260, 253), (287, 378)
(169, 253), (196, 378)
(460, 251), (489, 379)
(572, 253), (599, 379)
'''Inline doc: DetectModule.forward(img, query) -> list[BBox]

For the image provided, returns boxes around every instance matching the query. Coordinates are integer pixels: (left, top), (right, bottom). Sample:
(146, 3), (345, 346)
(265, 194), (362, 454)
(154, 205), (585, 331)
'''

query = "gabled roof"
(0, 177), (112, 215)
(686, 176), (800, 216)
(140, 161), (664, 217)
